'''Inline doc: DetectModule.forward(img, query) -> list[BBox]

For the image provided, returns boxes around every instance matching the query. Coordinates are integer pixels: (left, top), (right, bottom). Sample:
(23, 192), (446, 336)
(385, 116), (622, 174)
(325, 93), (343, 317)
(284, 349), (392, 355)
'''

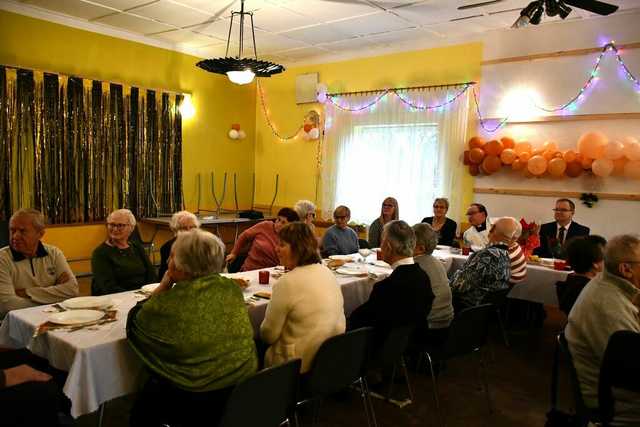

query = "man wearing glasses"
(535, 198), (590, 259)
(565, 235), (640, 424)
(0, 208), (78, 319)
(463, 203), (494, 252)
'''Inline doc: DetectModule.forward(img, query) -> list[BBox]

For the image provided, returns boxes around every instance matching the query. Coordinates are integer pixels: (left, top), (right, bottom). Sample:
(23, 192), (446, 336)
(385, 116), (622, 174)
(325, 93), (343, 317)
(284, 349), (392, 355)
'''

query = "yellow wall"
(254, 43), (482, 223)
(0, 10), (257, 263)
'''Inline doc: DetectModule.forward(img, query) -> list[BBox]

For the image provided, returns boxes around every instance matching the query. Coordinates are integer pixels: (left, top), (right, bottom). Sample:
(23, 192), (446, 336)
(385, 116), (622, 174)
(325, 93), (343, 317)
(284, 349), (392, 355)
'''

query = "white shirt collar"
(557, 221), (572, 231)
(391, 257), (414, 270)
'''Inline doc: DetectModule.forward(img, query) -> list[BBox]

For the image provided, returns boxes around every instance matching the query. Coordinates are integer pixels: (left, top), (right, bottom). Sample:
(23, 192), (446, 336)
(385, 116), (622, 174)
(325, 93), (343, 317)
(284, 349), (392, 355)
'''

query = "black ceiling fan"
(512, 0), (619, 28)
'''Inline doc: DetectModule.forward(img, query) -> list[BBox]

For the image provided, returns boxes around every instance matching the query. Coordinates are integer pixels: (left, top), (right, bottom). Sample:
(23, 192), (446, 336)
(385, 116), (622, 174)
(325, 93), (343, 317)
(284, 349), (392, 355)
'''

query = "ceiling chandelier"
(196, 0), (285, 85)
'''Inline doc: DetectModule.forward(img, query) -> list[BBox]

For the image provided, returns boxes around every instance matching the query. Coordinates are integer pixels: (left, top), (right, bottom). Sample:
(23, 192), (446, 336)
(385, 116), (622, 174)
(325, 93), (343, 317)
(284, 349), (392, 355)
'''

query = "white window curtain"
(320, 86), (470, 226)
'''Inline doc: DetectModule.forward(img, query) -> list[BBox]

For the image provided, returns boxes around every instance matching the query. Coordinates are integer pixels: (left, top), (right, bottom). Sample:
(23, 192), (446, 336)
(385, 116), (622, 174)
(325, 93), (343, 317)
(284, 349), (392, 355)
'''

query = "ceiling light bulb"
(227, 70), (256, 85)
(512, 1), (539, 28)
(511, 15), (530, 28)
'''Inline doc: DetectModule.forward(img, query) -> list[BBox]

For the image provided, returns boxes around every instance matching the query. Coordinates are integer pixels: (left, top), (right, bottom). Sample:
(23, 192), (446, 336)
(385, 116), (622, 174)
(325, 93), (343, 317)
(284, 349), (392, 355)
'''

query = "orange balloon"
(501, 137), (515, 149)
(463, 150), (471, 165)
(527, 155), (548, 175)
(542, 141), (559, 153)
(500, 148), (517, 165)
(469, 164), (480, 176)
(592, 158), (614, 177)
(484, 140), (504, 156)
(581, 157), (593, 170)
(519, 152), (531, 162)
(604, 140), (625, 160)
(612, 158), (627, 175)
(547, 158), (567, 177)
(624, 160), (640, 179)
(532, 148), (545, 156)
(469, 148), (485, 164)
(575, 153), (584, 163)
(469, 136), (485, 150)
(514, 142), (532, 155)
(303, 124), (313, 133)
(543, 150), (556, 161)
(482, 155), (502, 174)
(512, 159), (526, 171)
(231, 123), (241, 131)
(563, 150), (577, 163)
(578, 131), (608, 159)
(623, 140), (640, 161)
(566, 161), (583, 177)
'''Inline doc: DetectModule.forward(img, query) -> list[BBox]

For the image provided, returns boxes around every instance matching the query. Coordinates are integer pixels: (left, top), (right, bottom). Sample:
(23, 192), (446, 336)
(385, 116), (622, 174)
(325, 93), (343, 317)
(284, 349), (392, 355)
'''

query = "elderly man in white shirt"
(0, 208), (78, 318)
(462, 203), (497, 252)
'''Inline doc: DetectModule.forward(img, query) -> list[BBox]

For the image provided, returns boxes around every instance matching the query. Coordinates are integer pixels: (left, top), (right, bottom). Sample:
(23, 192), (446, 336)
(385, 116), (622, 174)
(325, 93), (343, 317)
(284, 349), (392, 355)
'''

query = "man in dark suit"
(349, 220), (435, 350)
(534, 198), (590, 259)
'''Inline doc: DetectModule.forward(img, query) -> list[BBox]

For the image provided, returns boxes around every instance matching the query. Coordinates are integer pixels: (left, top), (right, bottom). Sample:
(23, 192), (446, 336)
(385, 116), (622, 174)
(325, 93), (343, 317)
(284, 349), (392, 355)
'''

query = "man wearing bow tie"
(535, 199), (590, 259)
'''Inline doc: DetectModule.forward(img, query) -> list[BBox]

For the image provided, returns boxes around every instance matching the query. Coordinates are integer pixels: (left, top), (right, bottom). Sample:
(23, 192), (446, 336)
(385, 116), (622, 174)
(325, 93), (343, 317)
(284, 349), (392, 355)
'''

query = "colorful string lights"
(475, 41), (640, 133)
(257, 80), (302, 141)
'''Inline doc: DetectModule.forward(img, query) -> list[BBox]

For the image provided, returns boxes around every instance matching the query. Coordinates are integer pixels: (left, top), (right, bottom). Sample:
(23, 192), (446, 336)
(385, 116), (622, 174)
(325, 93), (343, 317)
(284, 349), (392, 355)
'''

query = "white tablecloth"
(0, 262), (392, 418)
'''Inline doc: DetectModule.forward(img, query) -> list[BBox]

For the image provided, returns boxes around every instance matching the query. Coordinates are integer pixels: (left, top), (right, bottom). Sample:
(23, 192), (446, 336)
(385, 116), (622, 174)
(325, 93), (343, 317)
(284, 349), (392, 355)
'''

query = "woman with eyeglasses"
(368, 197), (399, 248)
(422, 198), (457, 246)
(91, 209), (156, 296)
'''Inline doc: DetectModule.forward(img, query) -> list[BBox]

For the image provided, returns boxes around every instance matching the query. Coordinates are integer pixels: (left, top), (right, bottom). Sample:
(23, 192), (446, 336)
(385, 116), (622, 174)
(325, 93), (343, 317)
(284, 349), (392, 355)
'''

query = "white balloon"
(228, 129), (239, 139)
(316, 83), (328, 103)
(308, 128), (320, 140)
(238, 130), (246, 139)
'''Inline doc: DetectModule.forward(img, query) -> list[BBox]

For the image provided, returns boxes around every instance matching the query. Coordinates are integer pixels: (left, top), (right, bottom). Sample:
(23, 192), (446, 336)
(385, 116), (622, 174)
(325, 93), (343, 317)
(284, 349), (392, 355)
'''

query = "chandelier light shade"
(196, 0), (285, 85)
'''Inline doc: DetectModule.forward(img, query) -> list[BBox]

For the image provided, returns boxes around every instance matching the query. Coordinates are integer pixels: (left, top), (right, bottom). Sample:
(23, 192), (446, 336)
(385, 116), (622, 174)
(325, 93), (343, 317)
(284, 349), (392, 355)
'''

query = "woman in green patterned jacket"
(127, 229), (257, 427)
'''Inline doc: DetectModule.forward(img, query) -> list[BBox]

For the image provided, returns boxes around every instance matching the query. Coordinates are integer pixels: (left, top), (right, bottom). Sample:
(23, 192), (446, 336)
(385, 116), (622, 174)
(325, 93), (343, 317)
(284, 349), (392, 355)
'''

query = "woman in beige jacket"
(260, 222), (346, 373)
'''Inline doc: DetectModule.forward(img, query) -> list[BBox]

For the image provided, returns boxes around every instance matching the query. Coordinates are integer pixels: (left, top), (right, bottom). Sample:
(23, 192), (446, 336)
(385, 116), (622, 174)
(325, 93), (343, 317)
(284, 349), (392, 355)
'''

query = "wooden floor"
(75, 306), (573, 427)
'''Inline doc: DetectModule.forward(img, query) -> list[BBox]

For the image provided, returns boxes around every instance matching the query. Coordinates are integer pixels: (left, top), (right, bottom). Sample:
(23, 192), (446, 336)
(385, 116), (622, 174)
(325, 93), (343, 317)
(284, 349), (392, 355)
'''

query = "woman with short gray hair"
(412, 223), (453, 345)
(91, 209), (155, 295)
(159, 211), (200, 278)
(127, 229), (257, 427)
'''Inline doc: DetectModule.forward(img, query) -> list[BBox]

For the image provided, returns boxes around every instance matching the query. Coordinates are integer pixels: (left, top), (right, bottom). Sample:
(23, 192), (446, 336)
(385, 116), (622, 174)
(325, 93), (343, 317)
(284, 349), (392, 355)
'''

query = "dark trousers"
(130, 373), (233, 427)
(0, 348), (71, 427)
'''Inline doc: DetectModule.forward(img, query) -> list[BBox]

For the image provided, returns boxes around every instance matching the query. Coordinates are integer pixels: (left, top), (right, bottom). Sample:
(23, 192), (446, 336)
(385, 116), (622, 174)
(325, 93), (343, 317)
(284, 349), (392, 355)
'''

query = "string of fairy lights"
(257, 42), (639, 139)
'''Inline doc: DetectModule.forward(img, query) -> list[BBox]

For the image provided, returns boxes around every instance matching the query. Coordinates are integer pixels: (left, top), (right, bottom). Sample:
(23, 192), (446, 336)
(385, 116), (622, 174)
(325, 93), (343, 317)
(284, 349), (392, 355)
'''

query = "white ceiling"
(5, 0), (640, 66)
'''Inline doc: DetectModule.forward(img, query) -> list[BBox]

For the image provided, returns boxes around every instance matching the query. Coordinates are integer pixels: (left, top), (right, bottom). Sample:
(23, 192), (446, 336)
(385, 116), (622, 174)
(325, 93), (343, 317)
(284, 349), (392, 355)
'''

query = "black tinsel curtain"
(0, 66), (183, 224)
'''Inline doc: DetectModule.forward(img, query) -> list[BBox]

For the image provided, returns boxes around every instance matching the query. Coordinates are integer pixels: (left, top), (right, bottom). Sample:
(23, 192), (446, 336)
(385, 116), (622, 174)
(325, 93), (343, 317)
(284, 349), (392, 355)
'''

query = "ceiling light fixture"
(196, 0), (284, 85)
(512, 0), (617, 28)
(511, 1), (540, 28)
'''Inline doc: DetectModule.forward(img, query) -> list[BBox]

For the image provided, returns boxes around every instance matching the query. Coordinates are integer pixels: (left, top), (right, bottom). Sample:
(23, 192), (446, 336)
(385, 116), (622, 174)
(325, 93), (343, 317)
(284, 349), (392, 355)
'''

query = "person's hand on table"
(225, 253), (237, 264)
(4, 365), (51, 388)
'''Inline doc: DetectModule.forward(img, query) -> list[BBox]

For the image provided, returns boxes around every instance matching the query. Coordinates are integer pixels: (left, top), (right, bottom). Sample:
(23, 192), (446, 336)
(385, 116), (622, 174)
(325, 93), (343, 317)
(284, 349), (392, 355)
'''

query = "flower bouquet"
(518, 218), (540, 259)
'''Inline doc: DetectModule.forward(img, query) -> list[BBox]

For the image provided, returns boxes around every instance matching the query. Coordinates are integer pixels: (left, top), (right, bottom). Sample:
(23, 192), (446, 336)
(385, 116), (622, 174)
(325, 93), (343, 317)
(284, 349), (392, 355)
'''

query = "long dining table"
(0, 250), (568, 418)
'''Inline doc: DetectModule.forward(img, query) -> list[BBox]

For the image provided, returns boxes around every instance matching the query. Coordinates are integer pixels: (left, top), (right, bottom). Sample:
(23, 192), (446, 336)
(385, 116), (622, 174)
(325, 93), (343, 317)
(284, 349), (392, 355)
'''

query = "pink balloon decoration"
(624, 160), (640, 179)
(591, 158), (614, 177)
(577, 131), (608, 159)
(604, 140), (625, 160)
(527, 155), (548, 176)
(623, 139), (640, 161)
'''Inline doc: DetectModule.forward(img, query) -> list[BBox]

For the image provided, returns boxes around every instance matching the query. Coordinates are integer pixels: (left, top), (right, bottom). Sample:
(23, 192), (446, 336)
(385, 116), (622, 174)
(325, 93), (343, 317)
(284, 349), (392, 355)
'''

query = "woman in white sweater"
(260, 222), (346, 373)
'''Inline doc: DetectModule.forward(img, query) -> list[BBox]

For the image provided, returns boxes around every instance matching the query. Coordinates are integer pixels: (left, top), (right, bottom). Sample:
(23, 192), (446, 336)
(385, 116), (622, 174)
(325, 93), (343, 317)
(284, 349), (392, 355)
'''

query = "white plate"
(329, 255), (355, 261)
(336, 267), (368, 276)
(61, 296), (112, 310)
(48, 310), (105, 326)
(372, 260), (391, 268)
(141, 283), (160, 293)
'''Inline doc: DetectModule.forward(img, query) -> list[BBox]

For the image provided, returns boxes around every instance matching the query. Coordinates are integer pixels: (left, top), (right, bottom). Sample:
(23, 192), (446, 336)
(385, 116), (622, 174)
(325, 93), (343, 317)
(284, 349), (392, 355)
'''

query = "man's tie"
(558, 226), (566, 244)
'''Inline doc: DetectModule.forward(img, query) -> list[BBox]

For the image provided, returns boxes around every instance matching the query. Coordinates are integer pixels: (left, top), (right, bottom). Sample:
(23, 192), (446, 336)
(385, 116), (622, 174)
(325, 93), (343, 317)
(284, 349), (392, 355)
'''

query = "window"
(333, 123), (441, 225)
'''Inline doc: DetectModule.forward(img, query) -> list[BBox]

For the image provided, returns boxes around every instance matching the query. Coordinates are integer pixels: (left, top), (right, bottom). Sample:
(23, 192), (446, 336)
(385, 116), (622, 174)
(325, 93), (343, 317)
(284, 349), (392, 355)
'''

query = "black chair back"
(370, 323), (414, 368)
(557, 331), (599, 425)
(443, 304), (493, 359)
(480, 288), (510, 306)
(218, 358), (301, 427)
(599, 330), (640, 425)
(0, 220), (8, 248)
(358, 239), (371, 249)
(303, 327), (374, 397)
